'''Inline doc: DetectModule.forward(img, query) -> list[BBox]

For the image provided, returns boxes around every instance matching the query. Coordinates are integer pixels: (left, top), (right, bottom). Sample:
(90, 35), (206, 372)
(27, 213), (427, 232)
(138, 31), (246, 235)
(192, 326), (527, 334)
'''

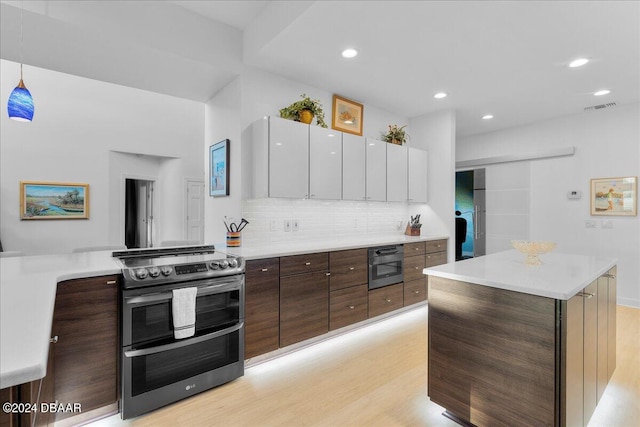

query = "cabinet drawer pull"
(385, 298), (392, 303)
(349, 267), (355, 271)
(427, 255), (431, 259)
(106, 280), (117, 285)
(348, 305), (355, 310)
(578, 292), (595, 299)
(326, 273), (331, 276)
(414, 290), (420, 294)
(50, 336), (58, 344)
(414, 247), (420, 251)
(261, 268), (269, 272)
(305, 262), (311, 266)
(603, 273), (616, 279)
(414, 267), (420, 270)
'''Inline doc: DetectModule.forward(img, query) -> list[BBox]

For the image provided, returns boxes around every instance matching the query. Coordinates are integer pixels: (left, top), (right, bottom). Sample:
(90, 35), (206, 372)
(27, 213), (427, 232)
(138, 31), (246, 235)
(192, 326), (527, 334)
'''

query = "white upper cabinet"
(269, 116), (309, 198)
(408, 147), (428, 203)
(365, 138), (387, 202)
(309, 126), (342, 200)
(342, 133), (366, 201)
(386, 143), (408, 202)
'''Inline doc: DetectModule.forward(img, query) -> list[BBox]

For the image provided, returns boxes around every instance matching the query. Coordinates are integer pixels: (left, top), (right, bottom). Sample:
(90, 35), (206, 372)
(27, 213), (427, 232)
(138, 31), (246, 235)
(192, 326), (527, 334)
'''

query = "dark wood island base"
(427, 267), (616, 427)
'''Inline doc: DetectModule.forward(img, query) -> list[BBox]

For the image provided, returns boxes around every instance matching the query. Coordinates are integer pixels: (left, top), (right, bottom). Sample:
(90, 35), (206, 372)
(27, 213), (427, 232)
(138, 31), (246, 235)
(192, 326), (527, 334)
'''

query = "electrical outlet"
(292, 219), (299, 231)
(396, 220), (403, 230)
(284, 219), (292, 232)
(270, 220), (277, 232)
(585, 220), (597, 229)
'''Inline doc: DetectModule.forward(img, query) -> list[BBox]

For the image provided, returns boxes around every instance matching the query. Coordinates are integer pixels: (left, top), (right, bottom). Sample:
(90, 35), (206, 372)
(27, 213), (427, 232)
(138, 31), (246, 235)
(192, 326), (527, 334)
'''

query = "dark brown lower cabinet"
(52, 275), (120, 423)
(280, 270), (329, 347)
(368, 283), (403, 318)
(245, 258), (280, 358)
(329, 284), (368, 330)
(403, 279), (427, 306)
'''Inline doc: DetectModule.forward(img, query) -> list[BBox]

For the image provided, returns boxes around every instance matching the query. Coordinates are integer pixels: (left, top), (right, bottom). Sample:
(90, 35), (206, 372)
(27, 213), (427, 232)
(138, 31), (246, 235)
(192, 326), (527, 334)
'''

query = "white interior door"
(186, 179), (204, 243)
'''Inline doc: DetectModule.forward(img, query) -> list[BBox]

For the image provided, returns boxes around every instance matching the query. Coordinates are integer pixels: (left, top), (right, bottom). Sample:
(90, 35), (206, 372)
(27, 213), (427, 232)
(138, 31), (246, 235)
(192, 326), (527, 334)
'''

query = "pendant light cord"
(20, 0), (24, 80)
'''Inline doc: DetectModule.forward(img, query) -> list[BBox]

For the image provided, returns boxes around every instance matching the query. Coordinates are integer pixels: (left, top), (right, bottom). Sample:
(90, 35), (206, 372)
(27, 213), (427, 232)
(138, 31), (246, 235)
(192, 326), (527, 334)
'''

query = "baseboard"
(617, 298), (640, 309)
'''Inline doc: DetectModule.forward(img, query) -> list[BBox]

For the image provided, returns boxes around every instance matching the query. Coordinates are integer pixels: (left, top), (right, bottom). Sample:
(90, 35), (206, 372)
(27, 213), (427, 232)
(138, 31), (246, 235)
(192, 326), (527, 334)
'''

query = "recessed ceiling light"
(594, 89), (611, 96)
(434, 92), (447, 99)
(342, 48), (358, 58)
(569, 58), (589, 68)
(482, 114), (494, 120)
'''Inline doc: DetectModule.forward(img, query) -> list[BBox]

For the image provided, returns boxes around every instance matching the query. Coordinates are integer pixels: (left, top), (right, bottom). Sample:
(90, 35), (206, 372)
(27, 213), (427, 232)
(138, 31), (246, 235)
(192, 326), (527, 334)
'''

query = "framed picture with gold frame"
(590, 176), (637, 216)
(20, 181), (90, 219)
(332, 95), (364, 136)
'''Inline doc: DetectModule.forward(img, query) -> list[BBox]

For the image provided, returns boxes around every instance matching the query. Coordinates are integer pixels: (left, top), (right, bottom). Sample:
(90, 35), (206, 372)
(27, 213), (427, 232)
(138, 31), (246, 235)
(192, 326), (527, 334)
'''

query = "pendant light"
(7, 2), (34, 122)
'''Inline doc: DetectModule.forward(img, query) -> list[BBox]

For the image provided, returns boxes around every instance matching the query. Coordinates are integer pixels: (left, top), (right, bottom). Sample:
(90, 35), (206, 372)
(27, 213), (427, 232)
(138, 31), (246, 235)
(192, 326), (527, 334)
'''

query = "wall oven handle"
(125, 281), (240, 305)
(124, 322), (244, 358)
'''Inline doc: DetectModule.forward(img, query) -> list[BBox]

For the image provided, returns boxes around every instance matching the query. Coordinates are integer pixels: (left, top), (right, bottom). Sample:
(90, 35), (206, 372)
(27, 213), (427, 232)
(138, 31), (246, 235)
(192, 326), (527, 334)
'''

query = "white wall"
(0, 60), (204, 254)
(202, 66), (452, 244)
(457, 103), (640, 307)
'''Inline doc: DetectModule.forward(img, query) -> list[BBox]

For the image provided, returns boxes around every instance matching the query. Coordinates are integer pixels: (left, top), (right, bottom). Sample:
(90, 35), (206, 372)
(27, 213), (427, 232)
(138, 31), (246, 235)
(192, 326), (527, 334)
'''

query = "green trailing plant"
(382, 124), (409, 145)
(279, 93), (328, 128)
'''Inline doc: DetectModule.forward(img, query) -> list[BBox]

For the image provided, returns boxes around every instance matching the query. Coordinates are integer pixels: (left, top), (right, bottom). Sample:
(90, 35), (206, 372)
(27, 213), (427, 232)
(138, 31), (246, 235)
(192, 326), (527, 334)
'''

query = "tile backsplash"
(240, 198), (413, 245)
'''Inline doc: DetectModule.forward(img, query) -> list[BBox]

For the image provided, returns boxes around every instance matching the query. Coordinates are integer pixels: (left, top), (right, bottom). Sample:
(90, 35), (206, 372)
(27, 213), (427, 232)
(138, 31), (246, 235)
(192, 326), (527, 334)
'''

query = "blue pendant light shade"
(8, 76), (34, 122)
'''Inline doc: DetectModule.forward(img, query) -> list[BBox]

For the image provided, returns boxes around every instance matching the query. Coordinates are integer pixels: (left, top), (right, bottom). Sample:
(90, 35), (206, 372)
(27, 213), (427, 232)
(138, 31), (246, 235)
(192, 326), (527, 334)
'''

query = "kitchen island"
(423, 250), (617, 427)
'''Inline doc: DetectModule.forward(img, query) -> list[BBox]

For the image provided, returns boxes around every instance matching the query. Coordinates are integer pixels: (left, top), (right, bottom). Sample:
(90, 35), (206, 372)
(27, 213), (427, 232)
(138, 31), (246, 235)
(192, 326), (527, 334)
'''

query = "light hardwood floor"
(90, 305), (639, 427)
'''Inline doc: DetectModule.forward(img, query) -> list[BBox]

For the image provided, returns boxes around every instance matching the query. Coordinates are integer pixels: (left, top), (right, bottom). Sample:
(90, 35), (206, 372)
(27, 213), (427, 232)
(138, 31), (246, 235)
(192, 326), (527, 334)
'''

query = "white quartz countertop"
(424, 250), (617, 300)
(1, 232), (449, 389)
(222, 233), (449, 260)
(0, 251), (121, 389)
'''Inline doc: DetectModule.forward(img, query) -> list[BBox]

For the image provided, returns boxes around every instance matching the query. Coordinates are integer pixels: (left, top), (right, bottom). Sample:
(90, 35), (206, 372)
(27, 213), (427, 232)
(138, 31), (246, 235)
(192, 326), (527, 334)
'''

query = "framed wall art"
(20, 181), (89, 219)
(590, 176), (637, 216)
(210, 139), (230, 197)
(332, 94), (364, 136)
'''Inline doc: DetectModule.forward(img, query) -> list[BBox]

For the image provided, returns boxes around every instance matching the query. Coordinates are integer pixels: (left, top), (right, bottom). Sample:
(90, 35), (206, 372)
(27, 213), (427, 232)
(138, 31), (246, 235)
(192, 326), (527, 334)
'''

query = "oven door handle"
(123, 322), (244, 358)
(125, 281), (241, 305)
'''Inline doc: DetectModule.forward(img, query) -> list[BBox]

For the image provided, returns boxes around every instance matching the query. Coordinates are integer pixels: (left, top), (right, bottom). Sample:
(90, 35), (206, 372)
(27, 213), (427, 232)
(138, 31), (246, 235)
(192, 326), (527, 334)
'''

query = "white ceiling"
(1, 1), (638, 137)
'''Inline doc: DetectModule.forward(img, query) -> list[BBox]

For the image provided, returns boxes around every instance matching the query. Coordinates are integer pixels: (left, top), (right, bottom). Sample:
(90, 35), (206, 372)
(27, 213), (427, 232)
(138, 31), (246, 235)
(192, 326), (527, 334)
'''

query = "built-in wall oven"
(114, 246), (245, 420)
(368, 245), (404, 290)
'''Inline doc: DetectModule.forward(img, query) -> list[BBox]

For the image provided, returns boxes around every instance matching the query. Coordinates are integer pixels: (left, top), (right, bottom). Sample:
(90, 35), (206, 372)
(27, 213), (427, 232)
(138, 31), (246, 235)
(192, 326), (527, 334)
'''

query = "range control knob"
(228, 258), (238, 268)
(219, 260), (229, 269)
(209, 261), (220, 270)
(161, 266), (173, 276)
(135, 268), (149, 280)
(148, 267), (161, 278)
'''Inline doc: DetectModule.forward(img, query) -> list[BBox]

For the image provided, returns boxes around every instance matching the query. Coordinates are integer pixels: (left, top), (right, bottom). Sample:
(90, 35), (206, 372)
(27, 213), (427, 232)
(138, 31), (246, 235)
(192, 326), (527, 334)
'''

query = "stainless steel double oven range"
(113, 245), (245, 419)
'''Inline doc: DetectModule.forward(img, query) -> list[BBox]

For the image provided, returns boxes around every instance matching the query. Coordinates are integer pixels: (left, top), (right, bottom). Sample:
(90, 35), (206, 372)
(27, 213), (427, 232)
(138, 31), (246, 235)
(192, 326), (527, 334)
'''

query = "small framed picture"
(210, 139), (230, 197)
(20, 181), (90, 219)
(332, 94), (364, 136)
(590, 176), (637, 216)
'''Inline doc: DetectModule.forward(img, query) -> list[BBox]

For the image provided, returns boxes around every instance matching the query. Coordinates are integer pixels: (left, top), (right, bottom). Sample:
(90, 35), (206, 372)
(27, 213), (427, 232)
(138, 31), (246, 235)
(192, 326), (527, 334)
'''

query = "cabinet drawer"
(425, 239), (447, 254)
(405, 241), (426, 256)
(404, 279), (427, 306)
(329, 248), (368, 291)
(404, 254), (427, 282)
(425, 251), (447, 267)
(280, 252), (328, 276)
(368, 283), (404, 318)
(245, 257), (280, 279)
(330, 285), (368, 331)
(280, 271), (329, 347)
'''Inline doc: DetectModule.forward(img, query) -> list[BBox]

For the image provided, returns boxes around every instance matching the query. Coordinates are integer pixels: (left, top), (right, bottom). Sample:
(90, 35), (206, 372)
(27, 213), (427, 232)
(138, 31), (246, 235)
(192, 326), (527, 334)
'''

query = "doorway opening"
(455, 169), (485, 260)
(125, 179), (155, 248)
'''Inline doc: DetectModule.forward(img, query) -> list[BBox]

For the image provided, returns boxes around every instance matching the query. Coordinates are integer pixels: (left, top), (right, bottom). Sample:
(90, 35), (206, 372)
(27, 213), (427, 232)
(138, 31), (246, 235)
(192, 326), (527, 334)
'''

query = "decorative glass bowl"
(511, 240), (556, 266)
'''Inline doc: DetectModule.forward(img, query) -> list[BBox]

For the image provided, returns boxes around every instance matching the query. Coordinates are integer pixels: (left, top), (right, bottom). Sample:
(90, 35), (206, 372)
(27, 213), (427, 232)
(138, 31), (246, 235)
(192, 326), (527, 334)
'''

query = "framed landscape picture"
(210, 139), (230, 197)
(590, 176), (637, 216)
(332, 94), (364, 136)
(20, 181), (89, 219)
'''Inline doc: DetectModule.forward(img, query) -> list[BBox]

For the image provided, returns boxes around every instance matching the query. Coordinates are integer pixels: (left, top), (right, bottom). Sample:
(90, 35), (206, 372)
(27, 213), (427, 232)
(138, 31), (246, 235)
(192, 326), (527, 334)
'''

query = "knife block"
(405, 222), (421, 236)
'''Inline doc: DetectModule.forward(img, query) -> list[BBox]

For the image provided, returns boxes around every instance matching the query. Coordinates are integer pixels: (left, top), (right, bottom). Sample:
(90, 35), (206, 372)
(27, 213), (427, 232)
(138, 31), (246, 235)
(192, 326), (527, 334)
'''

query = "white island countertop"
(1, 232), (449, 389)
(424, 250), (617, 300)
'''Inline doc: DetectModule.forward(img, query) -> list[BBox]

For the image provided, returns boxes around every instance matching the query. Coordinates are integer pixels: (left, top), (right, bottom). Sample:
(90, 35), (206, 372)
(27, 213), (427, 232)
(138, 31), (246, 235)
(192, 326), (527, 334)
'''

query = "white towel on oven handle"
(172, 287), (197, 339)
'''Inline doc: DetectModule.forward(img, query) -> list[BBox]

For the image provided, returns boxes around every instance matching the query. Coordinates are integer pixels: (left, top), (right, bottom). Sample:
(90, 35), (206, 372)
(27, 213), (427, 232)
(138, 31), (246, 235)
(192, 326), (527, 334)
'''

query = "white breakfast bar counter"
(0, 232), (448, 389)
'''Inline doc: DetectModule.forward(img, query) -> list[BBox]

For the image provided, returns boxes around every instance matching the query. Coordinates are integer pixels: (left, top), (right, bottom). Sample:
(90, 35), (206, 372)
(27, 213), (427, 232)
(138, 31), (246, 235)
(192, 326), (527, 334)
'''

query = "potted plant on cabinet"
(382, 124), (409, 145)
(279, 93), (328, 128)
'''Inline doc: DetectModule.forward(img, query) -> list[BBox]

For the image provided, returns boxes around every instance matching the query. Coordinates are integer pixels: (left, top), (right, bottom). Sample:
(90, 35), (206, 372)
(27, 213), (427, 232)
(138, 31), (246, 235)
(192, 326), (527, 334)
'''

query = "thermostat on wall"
(567, 190), (582, 200)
